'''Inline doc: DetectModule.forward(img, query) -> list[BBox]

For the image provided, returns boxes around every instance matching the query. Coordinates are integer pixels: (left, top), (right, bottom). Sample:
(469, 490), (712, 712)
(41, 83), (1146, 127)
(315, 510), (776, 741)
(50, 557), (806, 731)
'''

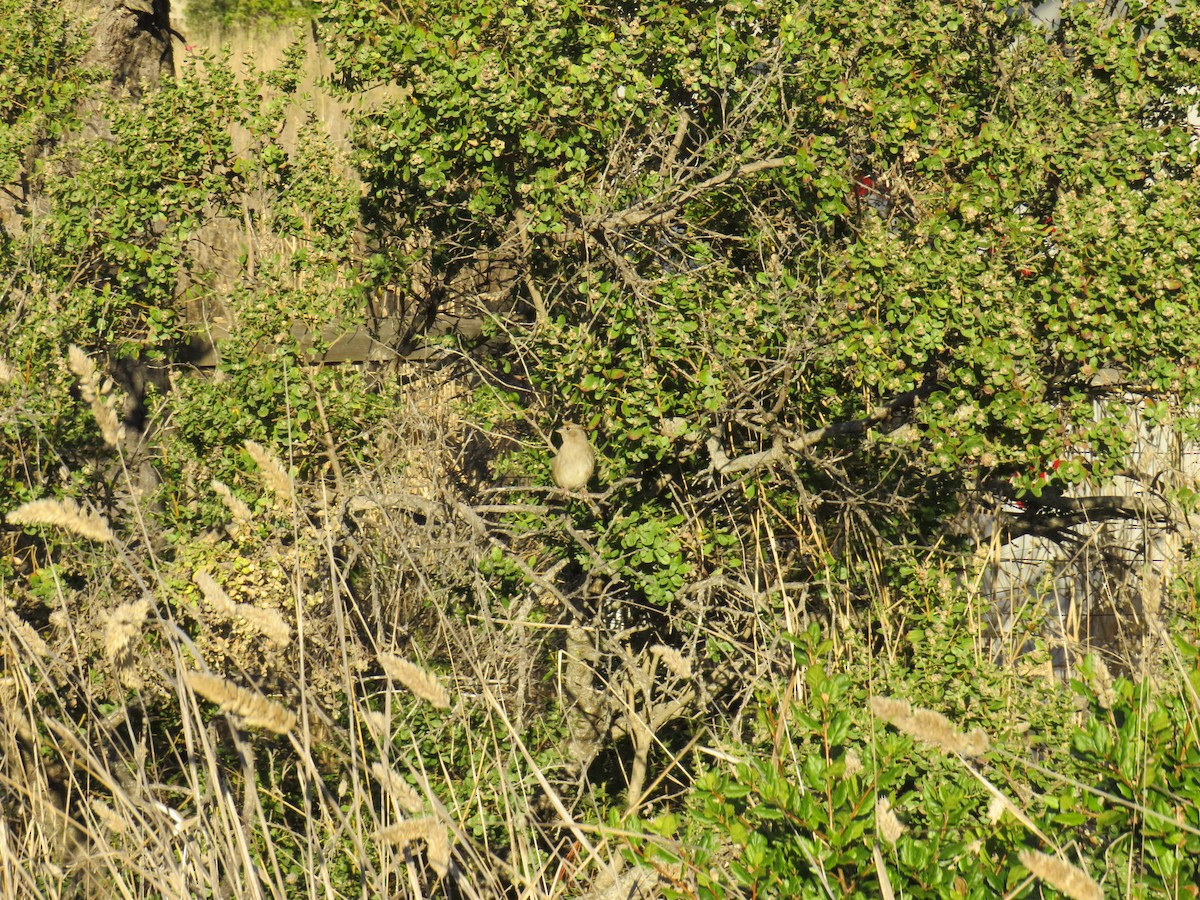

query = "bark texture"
(83, 0), (175, 98)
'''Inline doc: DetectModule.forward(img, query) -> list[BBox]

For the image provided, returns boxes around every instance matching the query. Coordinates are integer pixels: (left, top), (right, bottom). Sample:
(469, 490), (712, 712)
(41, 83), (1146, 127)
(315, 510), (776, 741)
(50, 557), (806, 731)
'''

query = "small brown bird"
(551, 423), (595, 492)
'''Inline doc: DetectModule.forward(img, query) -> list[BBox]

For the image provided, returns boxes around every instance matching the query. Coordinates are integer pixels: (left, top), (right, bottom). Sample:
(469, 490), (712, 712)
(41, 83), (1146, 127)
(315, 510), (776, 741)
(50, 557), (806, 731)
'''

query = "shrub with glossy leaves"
(320, 0), (1200, 617)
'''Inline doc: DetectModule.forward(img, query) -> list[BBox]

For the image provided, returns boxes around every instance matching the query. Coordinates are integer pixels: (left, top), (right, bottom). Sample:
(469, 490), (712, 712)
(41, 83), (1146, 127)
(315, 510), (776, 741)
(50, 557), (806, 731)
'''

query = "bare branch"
(596, 156), (795, 230)
(710, 386), (929, 475)
(660, 110), (691, 177)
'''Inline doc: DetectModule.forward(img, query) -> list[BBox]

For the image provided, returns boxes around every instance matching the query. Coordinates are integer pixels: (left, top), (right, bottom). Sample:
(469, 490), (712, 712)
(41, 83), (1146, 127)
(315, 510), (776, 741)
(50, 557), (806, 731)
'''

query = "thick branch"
(993, 494), (1185, 540)
(1032, 494), (1173, 520)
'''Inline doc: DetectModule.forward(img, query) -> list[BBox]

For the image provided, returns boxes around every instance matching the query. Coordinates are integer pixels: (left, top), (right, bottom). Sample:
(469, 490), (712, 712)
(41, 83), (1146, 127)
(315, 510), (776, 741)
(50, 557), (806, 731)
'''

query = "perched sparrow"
(551, 423), (595, 492)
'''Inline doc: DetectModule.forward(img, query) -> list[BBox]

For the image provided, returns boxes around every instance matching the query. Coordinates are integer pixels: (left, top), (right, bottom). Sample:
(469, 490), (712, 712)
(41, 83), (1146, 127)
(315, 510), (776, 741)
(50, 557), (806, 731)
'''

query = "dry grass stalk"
(651, 644), (693, 679)
(1018, 849), (1103, 900)
(104, 597), (152, 687)
(67, 345), (126, 448)
(244, 440), (295, 507)
(7, 497), (115, 543)
(869, 696), (990, 756)
(0, 357), (15, 384)
(370, 762), (424, 813)
(875, 797), (906, 845)
(185, 671), (297, 734)
(210, 479), (252, 525)
(194, 570), (291, 649)
(379, 654), (451, 709)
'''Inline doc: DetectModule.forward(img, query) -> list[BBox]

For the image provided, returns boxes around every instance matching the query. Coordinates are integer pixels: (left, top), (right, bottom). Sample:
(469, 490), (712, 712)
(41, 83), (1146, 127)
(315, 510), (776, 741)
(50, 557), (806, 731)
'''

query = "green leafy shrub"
(320, 0), (1200, 631)
(2, 38), (381, 531)
(629, 625), (1200, 898)
(5, 0), (1200, 895)
(0, 0), (94, 204)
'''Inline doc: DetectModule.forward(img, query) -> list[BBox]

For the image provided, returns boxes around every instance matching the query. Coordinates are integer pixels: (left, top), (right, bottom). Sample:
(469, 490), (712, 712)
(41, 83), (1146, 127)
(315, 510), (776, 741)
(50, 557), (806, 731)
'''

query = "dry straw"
(1018, 849), (1103, 900)
(0, 357), (15, 384)
(370, 762), (425, 814)
(67, 345), (126, 448)
(104, 597), (152, 687)
(244, 440), (295, 507)
(7, 497), (115, 543)
(194, 569), (291, 650)
(185, 671), (297, 735)
(869, 696), (990, 757)
(379, 653), (451, 709)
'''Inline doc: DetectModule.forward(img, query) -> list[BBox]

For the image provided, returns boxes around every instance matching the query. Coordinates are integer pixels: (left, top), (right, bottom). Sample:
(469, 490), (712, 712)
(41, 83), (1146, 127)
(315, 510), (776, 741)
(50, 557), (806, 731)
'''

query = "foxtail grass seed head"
(375, 817), (434, 850)
(185, 672), (297, 735)
(67, 345), (126, 448)
(7, 497), (115, 543)
(5, 611), (50, 658)
(1018, 849), (1103, 900)
(244, 440), (295, 507)
(104, 597), (152, 687)
(195, 569), (235, 615)
(89, 799), (127, 835)
(844, 749), (864, 778)
(987, 794), (1009, 824)
(370, 762), (425, 814)
(236, 605), (291, 650)
(875, 797), (906, 845)
(426, 822), (451, 879)
(210, 479), (252, 525)
(105, 598), (150, 652)
(651, 644), (693, 679)
(869, 695), (990, 757)
(360, 708), (389, 738)
(194, 570), (291, 650)
(1087, 656), (1116, 711)
(379, 654), (451, 709)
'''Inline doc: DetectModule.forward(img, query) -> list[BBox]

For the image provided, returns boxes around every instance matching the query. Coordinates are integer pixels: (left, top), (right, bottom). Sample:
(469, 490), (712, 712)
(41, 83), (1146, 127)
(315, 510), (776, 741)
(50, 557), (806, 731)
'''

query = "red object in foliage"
(855, 175), (874, 198)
